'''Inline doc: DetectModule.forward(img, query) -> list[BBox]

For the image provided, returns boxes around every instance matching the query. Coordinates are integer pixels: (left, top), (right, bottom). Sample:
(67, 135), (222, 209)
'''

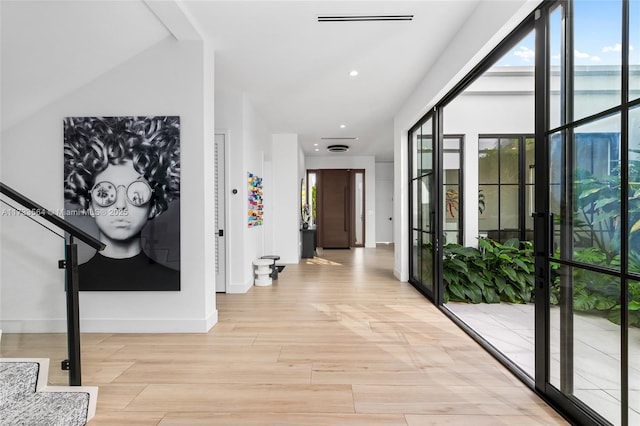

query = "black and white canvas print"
(63, 116), (180, 291)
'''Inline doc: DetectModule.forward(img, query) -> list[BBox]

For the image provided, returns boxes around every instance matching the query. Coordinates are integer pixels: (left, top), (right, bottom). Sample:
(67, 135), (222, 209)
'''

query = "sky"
(495, 0), (638, 67)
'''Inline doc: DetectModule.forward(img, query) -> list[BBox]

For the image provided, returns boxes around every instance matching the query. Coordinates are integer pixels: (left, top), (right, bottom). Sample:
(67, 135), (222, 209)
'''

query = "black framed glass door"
(405, 0), (640, 423)
(409, 117), (438, 298)
(535, 1), (638, 424)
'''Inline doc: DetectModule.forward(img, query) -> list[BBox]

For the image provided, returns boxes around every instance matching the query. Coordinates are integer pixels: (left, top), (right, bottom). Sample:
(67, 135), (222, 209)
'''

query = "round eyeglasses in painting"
(90, 179), (153, 208)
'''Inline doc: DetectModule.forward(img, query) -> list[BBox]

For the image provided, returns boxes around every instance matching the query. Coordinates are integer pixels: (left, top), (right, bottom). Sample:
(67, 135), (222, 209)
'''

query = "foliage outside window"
(444, 139), (640, 327)
(548, 153), (640, 326)
(442, 238), (534, 304)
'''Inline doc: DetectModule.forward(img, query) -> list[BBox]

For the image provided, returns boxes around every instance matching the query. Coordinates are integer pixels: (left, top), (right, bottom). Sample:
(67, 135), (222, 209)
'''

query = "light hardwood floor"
(4, 246), (570, 425)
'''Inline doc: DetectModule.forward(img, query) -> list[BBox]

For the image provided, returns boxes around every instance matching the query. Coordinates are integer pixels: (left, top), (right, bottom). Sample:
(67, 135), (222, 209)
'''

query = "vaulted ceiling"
(1, 0), (537, 161)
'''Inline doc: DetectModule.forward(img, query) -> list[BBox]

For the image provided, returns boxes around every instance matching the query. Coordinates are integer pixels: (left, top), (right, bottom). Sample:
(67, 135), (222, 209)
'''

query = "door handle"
(532, 212), (552, 257)
(218, 229), (224, 237)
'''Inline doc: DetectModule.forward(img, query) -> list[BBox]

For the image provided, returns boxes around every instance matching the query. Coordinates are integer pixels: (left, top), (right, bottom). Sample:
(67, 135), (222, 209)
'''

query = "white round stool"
(253, 258), (273, 286)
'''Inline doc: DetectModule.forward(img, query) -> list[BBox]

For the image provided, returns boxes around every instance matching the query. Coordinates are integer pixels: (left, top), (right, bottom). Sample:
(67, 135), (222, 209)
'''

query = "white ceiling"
(183, 0), (482, 161)
(1, 1), (532, 161)
(1, 0), (170, 131)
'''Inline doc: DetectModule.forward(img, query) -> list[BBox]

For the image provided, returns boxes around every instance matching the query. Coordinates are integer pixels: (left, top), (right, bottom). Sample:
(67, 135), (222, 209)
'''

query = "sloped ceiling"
(2, 0), (536, 161)
(1, 0), (170, 131)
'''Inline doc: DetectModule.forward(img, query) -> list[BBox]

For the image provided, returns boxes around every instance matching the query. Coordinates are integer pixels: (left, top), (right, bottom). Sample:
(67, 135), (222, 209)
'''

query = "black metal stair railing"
(0, 182), (105, 386)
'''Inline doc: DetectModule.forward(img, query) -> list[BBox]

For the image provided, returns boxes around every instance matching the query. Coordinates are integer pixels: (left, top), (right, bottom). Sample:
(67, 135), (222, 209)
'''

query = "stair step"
(0, 358), (98, 426)
(0, 361), (39, 405)
(1, 390), (90, 426)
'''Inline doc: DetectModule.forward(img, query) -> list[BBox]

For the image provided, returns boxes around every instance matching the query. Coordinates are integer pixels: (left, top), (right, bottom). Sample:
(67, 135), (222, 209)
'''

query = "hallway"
(66, 246), (568, 425)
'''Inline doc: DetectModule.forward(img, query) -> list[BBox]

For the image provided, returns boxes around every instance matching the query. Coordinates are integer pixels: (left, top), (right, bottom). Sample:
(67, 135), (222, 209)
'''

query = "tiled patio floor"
(445, 302), (640, 426)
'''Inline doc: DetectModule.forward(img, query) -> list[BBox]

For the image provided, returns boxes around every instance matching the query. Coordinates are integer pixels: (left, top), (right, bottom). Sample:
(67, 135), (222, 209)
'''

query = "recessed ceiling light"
(327, 144), (349, 153)
(314, 143), (318, 146)
(340, 124), (346, 128)
(315, 148), (319, 151)
(349, 70), (358, 77)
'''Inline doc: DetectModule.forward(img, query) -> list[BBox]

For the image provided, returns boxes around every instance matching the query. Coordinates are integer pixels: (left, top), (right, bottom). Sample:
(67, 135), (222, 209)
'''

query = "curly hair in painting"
(63, 116), (180, 219)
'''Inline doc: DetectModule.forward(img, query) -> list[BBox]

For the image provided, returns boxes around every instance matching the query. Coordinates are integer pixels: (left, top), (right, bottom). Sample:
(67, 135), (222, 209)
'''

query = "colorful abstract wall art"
(248, 172), (263, 227)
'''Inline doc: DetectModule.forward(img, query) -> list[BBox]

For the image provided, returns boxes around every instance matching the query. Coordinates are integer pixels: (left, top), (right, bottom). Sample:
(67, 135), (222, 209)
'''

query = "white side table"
(253, 258), (273, 286)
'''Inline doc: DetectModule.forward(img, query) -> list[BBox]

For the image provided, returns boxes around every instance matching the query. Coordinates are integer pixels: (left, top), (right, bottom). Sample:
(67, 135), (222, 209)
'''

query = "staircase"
(0, 358), (97, 426)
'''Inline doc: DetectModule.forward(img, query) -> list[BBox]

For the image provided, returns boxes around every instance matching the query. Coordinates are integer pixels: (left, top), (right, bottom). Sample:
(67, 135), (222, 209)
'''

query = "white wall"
(263, 160), (274, 256)
(215, 90), (246, 292)
(392, 0), (538, 281)
(272, 134), (302, 263)
(262, 138), (304, 264)
(202, 40), (217, 329)
(243, 99), (268, 284)
(306, 155), (376, 248)
(215, 90), (269, 292)
(443, 69), (534, 246)
(1, 38), (217, 332)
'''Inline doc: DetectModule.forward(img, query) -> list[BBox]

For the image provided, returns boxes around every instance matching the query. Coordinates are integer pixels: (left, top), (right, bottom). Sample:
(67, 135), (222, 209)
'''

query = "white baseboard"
(205, 310), (218, 331)
(1, 316), (217, 333)
(394, 267), (405, 281)
(226, 280), (252, 294)
(0, 320), (68, 333)
(81, 317), (215, 333)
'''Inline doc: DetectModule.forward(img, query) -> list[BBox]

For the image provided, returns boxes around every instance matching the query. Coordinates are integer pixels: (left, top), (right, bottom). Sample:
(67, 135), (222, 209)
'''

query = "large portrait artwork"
(63, 116), (181, 291)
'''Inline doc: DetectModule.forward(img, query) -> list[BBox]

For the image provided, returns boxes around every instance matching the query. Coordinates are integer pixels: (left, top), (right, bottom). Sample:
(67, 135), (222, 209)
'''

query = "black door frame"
(406, 1), (636, 424)
(408, 114), (442, 304)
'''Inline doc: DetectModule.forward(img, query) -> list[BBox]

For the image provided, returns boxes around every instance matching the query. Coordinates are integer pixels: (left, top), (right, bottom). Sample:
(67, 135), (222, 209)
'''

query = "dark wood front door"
(318, 169), (350, 248)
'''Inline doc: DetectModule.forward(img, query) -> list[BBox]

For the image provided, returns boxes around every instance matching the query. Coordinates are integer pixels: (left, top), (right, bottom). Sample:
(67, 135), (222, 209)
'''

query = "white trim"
(0, 321), (68, 334)
(226, 280), (252, 294)
(394, 268), (403, 282)
(1, 318), (215, 333)
(205, 310), (218, 331)
(80, 318), (214, 333)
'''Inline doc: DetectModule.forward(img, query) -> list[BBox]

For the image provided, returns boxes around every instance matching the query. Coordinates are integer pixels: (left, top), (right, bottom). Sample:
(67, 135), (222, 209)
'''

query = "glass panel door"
(442, 26), (536, 379)
(541, 1), (631, 423)
(420, 121), (435, 295)
(420, 174), (434, 294)
(409, 118), (436, 297)
(548, 115), (624, 424)
(443, 136), (462, 245)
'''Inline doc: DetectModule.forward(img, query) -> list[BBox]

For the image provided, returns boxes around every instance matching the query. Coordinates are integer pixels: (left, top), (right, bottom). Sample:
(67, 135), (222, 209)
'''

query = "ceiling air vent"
(321, 137), (358, 140)
(318, 15), (413, 22)
(327, 145), (349, 153)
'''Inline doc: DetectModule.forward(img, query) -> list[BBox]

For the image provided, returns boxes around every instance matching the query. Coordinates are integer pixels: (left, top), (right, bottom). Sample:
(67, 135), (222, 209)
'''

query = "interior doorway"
(314, 169), (365, 249)
(214, 131), (227, 293)
(375, 175), (393, 243)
